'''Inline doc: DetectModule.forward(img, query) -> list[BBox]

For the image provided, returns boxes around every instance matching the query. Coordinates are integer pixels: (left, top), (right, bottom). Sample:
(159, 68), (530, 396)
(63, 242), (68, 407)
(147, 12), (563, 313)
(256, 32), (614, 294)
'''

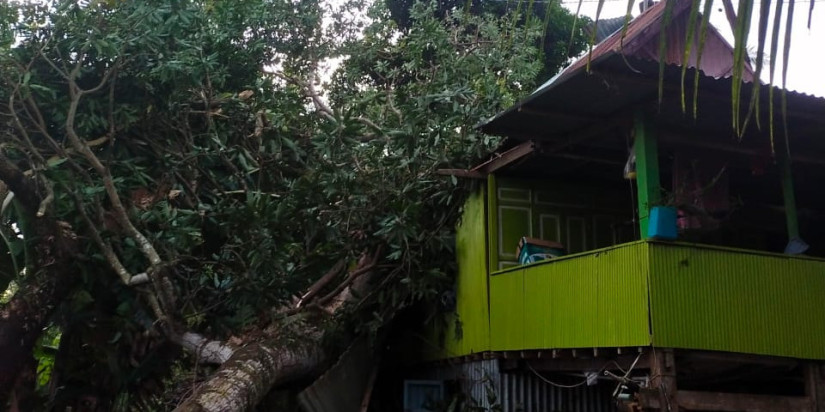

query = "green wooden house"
(410, 1), (825, 411)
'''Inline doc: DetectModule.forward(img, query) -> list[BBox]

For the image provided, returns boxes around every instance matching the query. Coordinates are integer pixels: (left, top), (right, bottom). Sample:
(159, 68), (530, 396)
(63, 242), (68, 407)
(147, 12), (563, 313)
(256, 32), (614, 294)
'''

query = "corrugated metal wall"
(423, 359), (501, 410)
(499, 371), (616, 412)
(420, 359), (617, 412)
(425, 189), (491, 360)
(490, 242), (651, 351)
(648, 242), (825, 359)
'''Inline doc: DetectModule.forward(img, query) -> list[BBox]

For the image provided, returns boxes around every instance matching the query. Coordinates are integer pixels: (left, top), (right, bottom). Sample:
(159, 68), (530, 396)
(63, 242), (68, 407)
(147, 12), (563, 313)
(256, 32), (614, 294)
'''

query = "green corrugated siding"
(489, 267), (524, 350)
(490, 242), (651, 351)
(436, 189), (490, 358)
(648, 242), (825, 359)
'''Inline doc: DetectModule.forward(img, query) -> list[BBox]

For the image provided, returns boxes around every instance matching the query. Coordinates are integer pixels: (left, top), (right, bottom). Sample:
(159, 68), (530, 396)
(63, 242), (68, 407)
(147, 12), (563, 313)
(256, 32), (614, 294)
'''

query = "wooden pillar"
(486, 173), (498, 272)
(650, 349), (679, 412)
(806, 363), (825, 412)
(634, 110), (661, 239)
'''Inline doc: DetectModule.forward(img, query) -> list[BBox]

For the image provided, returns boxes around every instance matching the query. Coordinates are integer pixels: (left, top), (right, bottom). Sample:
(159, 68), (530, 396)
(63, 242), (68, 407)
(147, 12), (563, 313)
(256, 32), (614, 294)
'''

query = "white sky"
(560, 0), (825, 97)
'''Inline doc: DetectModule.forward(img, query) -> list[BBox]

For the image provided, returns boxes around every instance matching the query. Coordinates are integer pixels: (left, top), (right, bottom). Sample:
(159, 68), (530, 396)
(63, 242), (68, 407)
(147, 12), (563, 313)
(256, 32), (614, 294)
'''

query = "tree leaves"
(0, 0), (545, 406)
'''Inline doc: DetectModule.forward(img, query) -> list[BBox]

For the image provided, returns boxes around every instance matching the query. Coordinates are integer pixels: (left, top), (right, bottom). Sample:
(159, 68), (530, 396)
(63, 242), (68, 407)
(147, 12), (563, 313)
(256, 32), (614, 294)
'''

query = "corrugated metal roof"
(561, 0), (691, 78)
(561, 0), (749, 80)
(480, 54), (825, 150)
(586, 16), (626, 44)
(477, 0), (809, 144)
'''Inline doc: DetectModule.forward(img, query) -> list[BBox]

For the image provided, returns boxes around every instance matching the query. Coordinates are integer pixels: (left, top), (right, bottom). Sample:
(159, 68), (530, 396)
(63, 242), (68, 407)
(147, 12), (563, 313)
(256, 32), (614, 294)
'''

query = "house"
(406, 0), (825, 411)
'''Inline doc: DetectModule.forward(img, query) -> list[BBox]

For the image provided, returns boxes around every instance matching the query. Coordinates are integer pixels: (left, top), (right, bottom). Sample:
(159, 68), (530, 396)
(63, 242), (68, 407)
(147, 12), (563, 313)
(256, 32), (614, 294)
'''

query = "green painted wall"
(427, 175), (825, 361)
(489, 242), (651, 351)
(634, 111), (661, 238)
(648, 242), (825, 359)
(492, 178), (635, 270)
(433, 188), (491, 358)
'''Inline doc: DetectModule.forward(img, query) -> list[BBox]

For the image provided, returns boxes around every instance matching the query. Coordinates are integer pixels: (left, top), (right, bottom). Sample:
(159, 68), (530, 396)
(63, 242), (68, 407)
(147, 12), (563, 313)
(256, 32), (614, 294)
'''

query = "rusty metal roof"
(586, 16), (626, 44)
(479, 54), (825, 151)
(559, 0), (750, 84)
(477, 0), (824, 148)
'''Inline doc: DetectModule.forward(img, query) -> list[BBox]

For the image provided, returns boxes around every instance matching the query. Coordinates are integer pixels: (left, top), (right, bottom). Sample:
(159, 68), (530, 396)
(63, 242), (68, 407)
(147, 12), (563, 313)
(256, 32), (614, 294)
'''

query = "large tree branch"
(174, 340), (325, 412)
(176, 248), (383, 411)
(0, 153), (41, 213)
(175, 332), (237, 365)
(59, 66), (180, 327)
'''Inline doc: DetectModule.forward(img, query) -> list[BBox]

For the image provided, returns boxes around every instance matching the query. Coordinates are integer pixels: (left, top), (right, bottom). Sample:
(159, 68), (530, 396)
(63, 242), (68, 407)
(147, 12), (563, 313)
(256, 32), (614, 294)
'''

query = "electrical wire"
(526, 351), (642, 389)
(526, 362), (591, 388)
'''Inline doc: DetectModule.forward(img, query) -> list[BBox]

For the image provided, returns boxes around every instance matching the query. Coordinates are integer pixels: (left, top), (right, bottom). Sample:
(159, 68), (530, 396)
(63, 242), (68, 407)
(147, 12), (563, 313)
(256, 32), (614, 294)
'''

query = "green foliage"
(33, 326), (61, 394)
(0, 0), (541, 406)
(384, 0), (590, 81)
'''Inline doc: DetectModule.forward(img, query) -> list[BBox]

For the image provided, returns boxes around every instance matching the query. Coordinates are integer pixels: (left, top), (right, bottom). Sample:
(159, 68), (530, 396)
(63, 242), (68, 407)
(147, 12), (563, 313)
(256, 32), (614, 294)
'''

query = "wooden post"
(650, 349), (679, 412)
(634, 110), (661, 239)
(487, 173), (498, 272)
(806, 363), (825, 412)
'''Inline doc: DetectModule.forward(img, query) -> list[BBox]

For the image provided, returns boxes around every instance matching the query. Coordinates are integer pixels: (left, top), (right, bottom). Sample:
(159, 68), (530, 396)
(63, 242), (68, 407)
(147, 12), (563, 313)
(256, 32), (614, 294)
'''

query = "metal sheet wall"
(649, 242), (825, 359)
(490, 242), (651, 351)
(422, 359), (501, 410)
(499, 371), (616, 412)
(426, 189), (491, 360)
(419, 359), (616, 412)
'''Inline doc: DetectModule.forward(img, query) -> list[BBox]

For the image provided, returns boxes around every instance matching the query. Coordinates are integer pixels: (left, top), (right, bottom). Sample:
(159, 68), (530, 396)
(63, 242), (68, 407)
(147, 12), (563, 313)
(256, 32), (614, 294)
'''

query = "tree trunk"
(0, 156), (79, 403)
(175, 263), (380, 411)
(174, 339), (326, 412)
(0, 219), (78, 403)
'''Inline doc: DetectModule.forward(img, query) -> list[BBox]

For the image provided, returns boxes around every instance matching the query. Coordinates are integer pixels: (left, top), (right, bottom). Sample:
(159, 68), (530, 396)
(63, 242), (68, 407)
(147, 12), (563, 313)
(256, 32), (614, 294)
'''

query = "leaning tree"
(0, 0), (553, 409)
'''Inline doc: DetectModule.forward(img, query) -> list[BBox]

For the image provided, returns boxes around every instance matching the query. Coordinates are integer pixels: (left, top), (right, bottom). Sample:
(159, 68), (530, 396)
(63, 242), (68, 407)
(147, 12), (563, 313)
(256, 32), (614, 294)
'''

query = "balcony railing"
(488, 241), (825, 359)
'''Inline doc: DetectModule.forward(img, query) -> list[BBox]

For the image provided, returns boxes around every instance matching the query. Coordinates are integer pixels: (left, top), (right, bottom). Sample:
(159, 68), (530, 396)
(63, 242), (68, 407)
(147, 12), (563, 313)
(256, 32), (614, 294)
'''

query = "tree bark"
(174, 340), (326, 412)
(0, 155), (79, 403)
(0, 219), (78, 403)
(175, 262), (380, 411)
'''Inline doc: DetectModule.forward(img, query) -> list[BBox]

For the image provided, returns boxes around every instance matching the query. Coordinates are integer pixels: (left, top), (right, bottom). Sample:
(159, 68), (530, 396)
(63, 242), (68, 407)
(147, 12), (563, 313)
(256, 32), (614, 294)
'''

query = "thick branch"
(61, 68), (177, 323)
(175, 332), (237, 365)
(177, 249), (383, 411)
(174, 340), (325, 412)
(0, 153), (41, 213)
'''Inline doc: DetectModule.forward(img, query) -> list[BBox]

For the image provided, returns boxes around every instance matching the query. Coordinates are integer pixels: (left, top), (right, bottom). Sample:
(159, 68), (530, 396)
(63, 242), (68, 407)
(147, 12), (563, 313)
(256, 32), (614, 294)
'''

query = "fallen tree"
(0, 0), (557, 409)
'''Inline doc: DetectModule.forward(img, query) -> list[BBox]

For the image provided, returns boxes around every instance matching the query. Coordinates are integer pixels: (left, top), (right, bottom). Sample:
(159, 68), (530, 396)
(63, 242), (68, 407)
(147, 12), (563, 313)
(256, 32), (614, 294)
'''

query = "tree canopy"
(0, 0), (545, 409)
(385, 0), (591, 80)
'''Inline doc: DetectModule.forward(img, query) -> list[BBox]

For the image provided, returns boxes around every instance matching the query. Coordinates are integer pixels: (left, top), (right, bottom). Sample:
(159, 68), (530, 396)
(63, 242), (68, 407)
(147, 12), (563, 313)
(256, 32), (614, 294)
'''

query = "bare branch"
(295, 259), (346, 308)
(269, 71), (336, 121)
(67, 187), (142, 286)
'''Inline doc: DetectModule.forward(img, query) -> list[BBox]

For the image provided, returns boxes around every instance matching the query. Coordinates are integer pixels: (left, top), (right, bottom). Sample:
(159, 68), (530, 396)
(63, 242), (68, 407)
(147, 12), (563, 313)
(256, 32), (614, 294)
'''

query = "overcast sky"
(560, 0), (825, 97)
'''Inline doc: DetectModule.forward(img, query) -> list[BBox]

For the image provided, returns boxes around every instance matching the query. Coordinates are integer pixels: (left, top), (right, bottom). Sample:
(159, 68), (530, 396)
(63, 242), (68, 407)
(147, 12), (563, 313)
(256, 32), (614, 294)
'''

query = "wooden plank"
(678, 390), (811, 412)
(660, 130), (825, 166)
(435, 169), (485, 179)
(806, 363), (825, 412)
(486, 174), (498, 277)
(471, 141), (536, 174)
(528, 353), (651, 372)
(639, 391), (812, 411)
(682, 350), (800, 369)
